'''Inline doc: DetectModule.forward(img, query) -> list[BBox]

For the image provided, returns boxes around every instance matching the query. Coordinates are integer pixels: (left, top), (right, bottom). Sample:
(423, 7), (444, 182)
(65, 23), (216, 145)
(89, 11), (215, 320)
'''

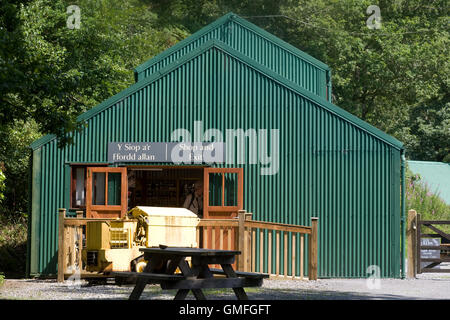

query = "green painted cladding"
(134, 13), (331, 102)
(29, 41), (401, 278)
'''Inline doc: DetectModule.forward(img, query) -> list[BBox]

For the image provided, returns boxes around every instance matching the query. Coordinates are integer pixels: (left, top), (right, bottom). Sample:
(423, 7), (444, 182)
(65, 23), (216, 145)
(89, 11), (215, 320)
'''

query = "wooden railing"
(57, 208), (119, 282)
(57, 208), (319, 282)
(197, 210), (319, 280)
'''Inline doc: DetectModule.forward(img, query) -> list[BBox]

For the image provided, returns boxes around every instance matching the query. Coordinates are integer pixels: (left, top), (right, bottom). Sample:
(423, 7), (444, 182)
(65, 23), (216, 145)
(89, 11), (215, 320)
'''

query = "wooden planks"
(57, 208), (65, 283)
(308, 217), (318, 280)
(407, 209), (417, 278)
(292, 233), (296, 279)
(209, 268), (269, 279)
(300, 234), (304, 279)
(196, 212), (318, 280)
(245, 220), (312, 234)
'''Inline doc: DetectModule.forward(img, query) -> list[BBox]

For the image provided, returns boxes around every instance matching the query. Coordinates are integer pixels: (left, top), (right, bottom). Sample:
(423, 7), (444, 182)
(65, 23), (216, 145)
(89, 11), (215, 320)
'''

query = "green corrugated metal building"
(27, 13), (406, 278)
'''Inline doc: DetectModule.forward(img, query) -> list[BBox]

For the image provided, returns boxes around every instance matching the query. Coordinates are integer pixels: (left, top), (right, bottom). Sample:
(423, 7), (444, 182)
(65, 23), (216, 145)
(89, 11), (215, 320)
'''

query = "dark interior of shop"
(127, 167), (203, 209)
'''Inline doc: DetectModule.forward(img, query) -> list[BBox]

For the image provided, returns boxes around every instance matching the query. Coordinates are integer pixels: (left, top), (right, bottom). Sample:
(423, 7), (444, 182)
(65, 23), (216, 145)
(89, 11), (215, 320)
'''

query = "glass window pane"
(224, 173), (238, 206)
(93, 172), (105, 205)
(208, 173), (222, 206)
(107, 173), (122, 205)
(75, 167), (85, 206)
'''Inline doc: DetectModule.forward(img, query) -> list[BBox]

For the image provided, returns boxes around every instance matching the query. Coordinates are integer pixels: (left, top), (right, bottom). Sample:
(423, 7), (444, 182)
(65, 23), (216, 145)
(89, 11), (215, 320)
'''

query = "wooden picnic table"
(112, 247), (269, 300)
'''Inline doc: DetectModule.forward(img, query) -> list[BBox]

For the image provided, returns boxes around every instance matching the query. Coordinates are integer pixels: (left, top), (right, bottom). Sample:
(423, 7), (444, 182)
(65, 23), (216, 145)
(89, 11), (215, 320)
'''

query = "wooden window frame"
(69, 164), (107, 210)
(86, 166), (128, 218)
(203, 167), (243, 219)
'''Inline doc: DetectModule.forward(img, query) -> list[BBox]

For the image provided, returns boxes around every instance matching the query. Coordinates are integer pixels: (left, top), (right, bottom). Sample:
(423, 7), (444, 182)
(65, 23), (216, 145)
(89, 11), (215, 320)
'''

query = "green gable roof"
(31, 39), (403, 151)
(408, 161), (450, 204)
(133, 12), (331, 101)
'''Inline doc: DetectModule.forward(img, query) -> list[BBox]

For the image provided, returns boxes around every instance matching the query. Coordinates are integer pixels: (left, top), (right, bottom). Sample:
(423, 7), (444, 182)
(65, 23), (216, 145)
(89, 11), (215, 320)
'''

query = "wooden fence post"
(416, 213), (422, 274)
(237, 210), (246, 271)
(57, 208), (66, 283)
(308, 217), (318, 280)
(407, 209), (417, 278)
(244, 212), (252, 272)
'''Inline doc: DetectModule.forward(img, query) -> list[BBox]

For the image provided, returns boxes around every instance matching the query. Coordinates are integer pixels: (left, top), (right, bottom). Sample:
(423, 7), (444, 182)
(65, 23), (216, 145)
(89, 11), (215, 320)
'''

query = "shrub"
(406, 169), (450, 232)
(0, 214), (28, 278)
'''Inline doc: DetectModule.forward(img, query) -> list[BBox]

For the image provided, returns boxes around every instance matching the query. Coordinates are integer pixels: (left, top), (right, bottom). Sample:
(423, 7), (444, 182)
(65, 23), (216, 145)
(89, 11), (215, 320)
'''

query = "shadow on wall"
(40, 253), (58, 277)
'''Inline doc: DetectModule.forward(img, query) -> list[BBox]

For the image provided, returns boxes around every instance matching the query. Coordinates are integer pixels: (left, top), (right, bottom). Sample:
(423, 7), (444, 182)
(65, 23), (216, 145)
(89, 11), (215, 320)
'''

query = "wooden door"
(86, 167), (127, 218)
(202, 168), (243, 251)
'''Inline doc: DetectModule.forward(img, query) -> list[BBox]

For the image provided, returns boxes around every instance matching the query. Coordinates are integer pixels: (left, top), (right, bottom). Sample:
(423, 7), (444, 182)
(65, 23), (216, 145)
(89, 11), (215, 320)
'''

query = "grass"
(0, 214), (28, 278)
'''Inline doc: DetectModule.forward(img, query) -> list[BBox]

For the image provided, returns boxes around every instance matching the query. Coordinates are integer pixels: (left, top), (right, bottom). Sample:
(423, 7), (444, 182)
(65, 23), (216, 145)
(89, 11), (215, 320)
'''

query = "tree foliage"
(0, 0), (185, 215)
(144, 0), (449, 161)
(0, 0), (448, 218)
(0, 120), (40, 215)
(0, 0), (185, 144)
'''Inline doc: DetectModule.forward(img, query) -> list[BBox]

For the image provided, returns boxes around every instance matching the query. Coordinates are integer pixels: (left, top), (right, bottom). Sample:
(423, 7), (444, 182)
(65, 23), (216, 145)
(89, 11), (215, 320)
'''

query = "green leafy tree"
(0, 120), (40, 216)
(277, 0), (448, 158)
(145, 0), (449, 162)
(403, 102), (450, 162)
(0, 0), (181, 144)
(1, 0), (448, 220)
(0, 0), (187, 216)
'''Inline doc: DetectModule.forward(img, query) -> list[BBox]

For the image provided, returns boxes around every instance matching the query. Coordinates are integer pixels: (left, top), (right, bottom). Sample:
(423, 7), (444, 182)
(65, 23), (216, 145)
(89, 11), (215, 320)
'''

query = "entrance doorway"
(82, 165), (244, 250)
(127, 167), (204, 210)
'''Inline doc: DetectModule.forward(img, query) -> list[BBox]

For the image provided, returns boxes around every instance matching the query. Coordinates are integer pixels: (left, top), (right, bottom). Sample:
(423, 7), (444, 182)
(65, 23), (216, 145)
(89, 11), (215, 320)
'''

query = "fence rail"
(57, 208), (319, 282)
(57, 209), (120, 282)
(197, 210), (318, 280)
(407, 209), (450, 278)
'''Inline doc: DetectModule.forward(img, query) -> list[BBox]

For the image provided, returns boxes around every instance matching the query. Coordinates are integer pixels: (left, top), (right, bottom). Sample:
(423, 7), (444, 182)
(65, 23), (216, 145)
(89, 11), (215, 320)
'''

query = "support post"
(57, 208), (66, 283)
(407, 210), (417, 278)
(244, 212), (252, 272)
(400, 152), (406, 278)
(75, 210), (84, 219)
(416, 213), (422, 274)
(237, 210), (246, 271)
(308, 217), (319, 280)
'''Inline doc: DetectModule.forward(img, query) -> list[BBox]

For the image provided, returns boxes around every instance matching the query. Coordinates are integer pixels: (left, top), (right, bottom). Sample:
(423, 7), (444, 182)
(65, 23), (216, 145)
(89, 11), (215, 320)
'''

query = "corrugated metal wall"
(135, 14), (330, 101)
(30, 44), (401, 278)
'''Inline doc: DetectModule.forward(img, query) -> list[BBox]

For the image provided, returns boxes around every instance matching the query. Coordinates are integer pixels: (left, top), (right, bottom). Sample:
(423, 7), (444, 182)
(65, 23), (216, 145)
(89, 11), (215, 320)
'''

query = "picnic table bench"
(112, 247), (269, 300)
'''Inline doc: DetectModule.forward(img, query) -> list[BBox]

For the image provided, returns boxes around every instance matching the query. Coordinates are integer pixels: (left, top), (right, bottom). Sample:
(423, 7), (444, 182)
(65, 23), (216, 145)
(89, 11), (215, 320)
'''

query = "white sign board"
(108, 142), (225, 164)
(420, 238), (441, 270)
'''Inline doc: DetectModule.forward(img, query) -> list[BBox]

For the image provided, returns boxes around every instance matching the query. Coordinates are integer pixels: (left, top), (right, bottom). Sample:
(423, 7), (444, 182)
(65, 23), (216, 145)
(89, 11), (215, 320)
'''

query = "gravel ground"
(1, 271), (449, 300)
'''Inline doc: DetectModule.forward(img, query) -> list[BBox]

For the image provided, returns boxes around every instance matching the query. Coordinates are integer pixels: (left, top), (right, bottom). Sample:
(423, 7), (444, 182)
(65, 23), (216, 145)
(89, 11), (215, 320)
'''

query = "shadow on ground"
(23, 279), (421, 300)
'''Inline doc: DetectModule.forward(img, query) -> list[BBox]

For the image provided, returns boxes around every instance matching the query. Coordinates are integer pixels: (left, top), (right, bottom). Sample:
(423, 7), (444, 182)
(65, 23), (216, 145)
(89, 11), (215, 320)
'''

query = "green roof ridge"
(133, 12), (329, 81)
(31, 39), (402, 150)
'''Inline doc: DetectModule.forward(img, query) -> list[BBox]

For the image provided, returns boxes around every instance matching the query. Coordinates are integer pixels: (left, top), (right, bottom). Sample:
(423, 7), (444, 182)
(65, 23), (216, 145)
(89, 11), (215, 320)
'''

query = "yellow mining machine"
(81, 206), (199, 274)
